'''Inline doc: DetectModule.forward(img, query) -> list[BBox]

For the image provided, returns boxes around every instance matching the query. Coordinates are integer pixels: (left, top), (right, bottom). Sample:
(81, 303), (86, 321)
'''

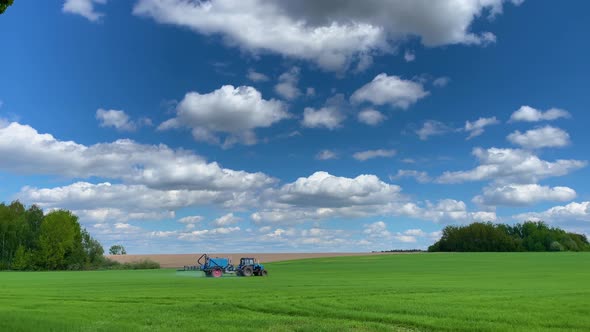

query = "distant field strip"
(1, 253), (589, 331)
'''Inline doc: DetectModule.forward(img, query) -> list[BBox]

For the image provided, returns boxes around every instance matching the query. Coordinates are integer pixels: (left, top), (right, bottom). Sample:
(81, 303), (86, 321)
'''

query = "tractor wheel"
(212, 268), (223, 278)
(260, 270), (268, 277)
(241, 266), (254, 277)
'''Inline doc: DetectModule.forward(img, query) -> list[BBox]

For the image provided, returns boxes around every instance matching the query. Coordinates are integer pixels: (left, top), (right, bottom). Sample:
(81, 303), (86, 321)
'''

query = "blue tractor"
(236, 257), (267, 277)
(195, 254), (268, 277)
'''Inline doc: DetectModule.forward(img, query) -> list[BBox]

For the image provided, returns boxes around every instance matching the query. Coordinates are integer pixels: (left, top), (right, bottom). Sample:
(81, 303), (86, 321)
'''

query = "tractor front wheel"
(241, 266), (254, 277)
(260, 270), (268, 277)
(212, 268), (223, 278)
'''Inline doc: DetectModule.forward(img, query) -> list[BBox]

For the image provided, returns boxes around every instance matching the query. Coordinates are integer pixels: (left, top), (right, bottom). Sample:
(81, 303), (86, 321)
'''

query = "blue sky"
(1, 0), (589, 253)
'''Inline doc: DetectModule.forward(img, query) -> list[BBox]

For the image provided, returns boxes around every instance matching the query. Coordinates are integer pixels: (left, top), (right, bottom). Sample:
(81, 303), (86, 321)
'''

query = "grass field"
(1, 253), (589, 331)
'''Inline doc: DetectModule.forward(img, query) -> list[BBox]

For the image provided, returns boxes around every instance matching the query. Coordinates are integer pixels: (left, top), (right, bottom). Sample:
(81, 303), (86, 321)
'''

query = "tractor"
(193, 254), (268, 277)
(236, 257), (267, 277)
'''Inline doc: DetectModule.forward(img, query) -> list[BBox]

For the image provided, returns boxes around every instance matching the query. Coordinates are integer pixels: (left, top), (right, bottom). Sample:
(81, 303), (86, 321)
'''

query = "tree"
(109, 244), (127, 255)
(37, 210), (85, 270)
(82, 229), (104, 267)
(0, 0), (14, 15)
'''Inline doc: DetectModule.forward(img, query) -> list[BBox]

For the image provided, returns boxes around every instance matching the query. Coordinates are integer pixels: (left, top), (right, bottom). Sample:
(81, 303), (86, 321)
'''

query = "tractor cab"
(239, 257), (256, 267)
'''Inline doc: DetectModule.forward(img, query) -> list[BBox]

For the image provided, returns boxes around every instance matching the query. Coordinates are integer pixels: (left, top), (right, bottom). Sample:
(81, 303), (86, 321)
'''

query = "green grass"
(1, 253), (589, 331)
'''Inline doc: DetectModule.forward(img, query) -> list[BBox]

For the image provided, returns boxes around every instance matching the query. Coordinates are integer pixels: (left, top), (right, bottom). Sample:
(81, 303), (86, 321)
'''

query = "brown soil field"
(106, 252), (399, 268)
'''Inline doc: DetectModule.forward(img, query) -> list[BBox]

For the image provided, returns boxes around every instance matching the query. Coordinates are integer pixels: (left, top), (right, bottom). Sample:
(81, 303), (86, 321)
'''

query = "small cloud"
(63, 0), (108, 22)
(416, 120), (453, 140)
(509, 105), (571, 122)
(274, 67), (301, 100)
(353, 149), (396, 161)
(465, 116), (500, 140)
(433, 77), (450, 87)
(96, 108), (146, 132)
(390, 170), (431, 183)
(357, 108), (387, 126)
(247, 69), (270, 82)
(316, 149), (338, 160)
(404, 50), (415, 62)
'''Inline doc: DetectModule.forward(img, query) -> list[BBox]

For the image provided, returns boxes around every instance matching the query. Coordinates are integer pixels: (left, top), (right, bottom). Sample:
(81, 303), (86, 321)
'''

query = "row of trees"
(429, 221), (590, 252)
(0, 201), (105, 270)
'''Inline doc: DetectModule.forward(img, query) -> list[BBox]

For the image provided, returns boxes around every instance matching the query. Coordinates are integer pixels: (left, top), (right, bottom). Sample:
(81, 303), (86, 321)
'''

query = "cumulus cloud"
(465, 116), (500, 139)
(353, 149), (396, 161)
(63, 0), (107, 22)
(507, 126), (570, 149)
(316, 150), (338, 160)
(473, 184), (576, 206)
(357, 108), (386, 126)
(437, 147), (586, 184)
(0, 122), (275, 191)
(133, 0), (521, 71)
(247, 69), (269, 82)
(390, 170), (431, 183)
(158, 85), (289, 147)
(274, 67), (301, 100)
(351, 74), (429, 109)
(272, 171), (402, 208)
(509, 105), (571, 122)
(302, 106), (345, 130)
(416, 120), (453, 140)
(514, 201), (590, 223)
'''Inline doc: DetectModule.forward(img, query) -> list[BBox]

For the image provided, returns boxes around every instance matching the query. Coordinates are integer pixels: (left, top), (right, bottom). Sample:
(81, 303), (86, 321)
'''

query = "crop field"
(1, 253), (589, 331)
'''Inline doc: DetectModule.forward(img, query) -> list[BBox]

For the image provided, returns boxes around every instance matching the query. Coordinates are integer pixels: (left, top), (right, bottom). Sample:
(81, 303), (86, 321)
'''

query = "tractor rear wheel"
(260, 270), (268, 277)
(212, 268), (223, 278)
(241, 266), (254, 277)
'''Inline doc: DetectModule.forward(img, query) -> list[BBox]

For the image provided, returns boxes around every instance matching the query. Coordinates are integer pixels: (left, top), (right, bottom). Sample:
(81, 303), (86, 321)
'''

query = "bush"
(103, 258), (160, 270)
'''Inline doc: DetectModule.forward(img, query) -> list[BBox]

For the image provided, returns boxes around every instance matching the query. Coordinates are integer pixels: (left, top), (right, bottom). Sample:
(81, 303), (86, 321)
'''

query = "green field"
(1, 253), (589, 331)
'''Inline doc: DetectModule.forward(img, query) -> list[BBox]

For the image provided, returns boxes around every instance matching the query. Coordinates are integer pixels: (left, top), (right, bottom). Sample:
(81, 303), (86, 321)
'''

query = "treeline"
(429, 221), (590, 252)
(0, 201), (159, 271)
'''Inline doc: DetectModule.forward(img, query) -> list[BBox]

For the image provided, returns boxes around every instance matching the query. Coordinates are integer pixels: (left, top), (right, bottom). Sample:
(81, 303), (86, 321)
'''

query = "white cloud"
(357, 108), (386, 126)
(316, 150), (338, 160)
(212, 213), (241, 226)
(473, 184), (576, 206)
(509, 105), (571, 122)
(306, 87), (316, 97)
(437, 147), (586, 184)
(416, 120), (452, 140)
(514, 201), (590, 223)
(247, 69), (269, 82)
(133, 0), (521, 71)
(0, 122), (275, 191)
(178, 216), (204, 224)
(274, 67), (301, 100)
(507, 126), (570, 149)
(353, 149), (396, 161)
(433, 76), (450, 87)
(465, 116), (499, 140)
(363, 221), (391, 238)
(273, 171), (402, 208)
(351, 74), (429, 109)
(302, 106), (345, 130)
(63, 0), (107, 22)
(178, 226), (241, 241)
(404, 50), (415, 62)
(158, 85), (289, 147)
(96, 109), (145, 131)
(390, 170), (431, 183)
